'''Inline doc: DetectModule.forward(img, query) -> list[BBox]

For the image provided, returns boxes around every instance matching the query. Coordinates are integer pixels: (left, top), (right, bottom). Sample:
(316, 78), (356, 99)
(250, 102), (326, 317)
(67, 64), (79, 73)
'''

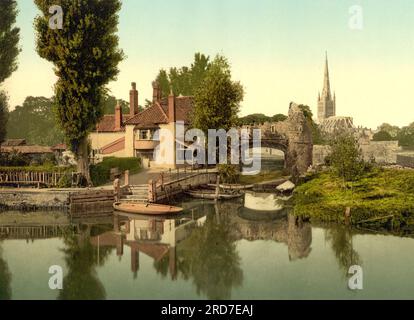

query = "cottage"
(89, 81), (194, 168)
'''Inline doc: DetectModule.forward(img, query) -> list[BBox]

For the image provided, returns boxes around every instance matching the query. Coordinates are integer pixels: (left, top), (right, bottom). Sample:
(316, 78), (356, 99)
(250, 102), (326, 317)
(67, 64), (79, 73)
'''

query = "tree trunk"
(76, 137), (92, 187)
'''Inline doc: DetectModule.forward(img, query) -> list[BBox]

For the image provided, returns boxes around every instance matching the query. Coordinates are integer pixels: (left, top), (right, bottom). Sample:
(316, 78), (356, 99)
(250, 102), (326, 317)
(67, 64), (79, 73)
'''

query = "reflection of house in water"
(90, 214), (204, 279)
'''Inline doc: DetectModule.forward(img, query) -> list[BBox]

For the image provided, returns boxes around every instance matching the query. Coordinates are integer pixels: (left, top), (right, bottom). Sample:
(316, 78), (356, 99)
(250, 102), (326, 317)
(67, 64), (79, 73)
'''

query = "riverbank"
(292, 167), (414, 230)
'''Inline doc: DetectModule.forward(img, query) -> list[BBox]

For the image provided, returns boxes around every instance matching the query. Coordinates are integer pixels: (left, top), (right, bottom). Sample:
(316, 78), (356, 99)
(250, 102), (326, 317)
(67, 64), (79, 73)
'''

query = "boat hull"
(113, 202), (183, 215)
(185, 190), (243, 200)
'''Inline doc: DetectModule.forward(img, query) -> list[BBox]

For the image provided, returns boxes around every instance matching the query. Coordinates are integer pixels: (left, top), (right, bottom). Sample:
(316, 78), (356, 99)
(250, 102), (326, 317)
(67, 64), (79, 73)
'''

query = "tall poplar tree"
(0, 0), (20, 144)
(34, 0), (124, 184)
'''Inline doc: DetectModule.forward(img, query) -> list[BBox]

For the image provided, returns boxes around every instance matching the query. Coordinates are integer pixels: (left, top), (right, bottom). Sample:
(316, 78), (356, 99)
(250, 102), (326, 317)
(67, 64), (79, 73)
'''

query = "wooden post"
(215, 175), (220, 203)
(148, 179), (155, 203)
(124, 170), (130, 186)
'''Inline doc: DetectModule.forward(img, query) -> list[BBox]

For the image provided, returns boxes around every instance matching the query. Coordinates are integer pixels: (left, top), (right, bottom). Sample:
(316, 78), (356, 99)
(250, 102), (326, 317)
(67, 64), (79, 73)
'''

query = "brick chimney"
(115, 101), (123, 131)
(168, 90), (176, 123)
(152, 81), (161, 104)
(129, 82), (139, 116)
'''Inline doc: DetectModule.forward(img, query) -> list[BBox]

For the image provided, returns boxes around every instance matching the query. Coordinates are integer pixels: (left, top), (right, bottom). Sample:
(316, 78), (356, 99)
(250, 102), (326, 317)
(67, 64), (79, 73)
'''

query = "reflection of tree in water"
(325, 226), (361, 276)
(58, 224), (113, 300)
(154, 202), (243, 300)
(179, 213), (243, 299)
(0, 244), (12, 300)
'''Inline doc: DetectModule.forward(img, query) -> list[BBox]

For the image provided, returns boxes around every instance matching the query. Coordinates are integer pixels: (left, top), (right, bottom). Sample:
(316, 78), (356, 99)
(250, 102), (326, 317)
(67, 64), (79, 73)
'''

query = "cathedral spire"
(322, 51), (331, 99)
(317, 52), (336, 122)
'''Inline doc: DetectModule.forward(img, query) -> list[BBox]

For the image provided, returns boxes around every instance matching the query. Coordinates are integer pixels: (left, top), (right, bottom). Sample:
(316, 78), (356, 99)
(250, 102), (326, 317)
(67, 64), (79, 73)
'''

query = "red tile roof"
(96, 115), (132, 132)
(125, 102), (168, 126)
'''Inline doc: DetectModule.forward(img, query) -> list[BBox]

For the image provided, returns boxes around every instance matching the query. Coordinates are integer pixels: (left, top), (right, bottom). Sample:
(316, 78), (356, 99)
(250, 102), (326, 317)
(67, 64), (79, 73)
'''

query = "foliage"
(373, 130), (393, 141)
(0, 150), (30, 167)
(0, 92), (8, 144)
(191, 55), (244, 133)
(397, 123), (414, 148)
(6, 96), (64, 146)
(90, 157), (141, 186)
(376, 122), (414, 147)
(100, 94), (131, 115)
(0, 0), (20, 84)
(293, 168), (414, 230)
(156, 53), (210, 98)
(57, 172), (72, 188)
(34, 0), (125, 183)
(238, 113), (287, 126)
(217, 164), (240, 184)
(327, 131), (367, 181)
(297, 104), (326, 145)
(0, 0), (20, 145)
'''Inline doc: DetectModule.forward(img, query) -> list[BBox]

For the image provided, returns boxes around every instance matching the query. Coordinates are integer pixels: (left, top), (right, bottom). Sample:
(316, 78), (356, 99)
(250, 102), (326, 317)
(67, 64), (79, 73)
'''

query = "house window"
(139, 130), (149, 140)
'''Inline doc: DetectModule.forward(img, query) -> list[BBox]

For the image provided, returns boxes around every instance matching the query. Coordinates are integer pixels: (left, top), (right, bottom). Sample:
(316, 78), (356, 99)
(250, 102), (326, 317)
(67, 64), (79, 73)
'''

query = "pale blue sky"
(3, 0), (414, 128)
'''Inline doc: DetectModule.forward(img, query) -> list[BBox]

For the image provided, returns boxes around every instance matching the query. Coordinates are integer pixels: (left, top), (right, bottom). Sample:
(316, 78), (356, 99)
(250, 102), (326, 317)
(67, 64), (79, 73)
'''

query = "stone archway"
(245, 102), (313, 177)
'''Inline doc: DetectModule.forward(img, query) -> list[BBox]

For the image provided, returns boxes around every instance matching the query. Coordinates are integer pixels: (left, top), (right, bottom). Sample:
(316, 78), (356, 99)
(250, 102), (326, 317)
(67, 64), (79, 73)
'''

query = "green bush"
(217, 164), (240, 184)
(90, 157), (141, 186)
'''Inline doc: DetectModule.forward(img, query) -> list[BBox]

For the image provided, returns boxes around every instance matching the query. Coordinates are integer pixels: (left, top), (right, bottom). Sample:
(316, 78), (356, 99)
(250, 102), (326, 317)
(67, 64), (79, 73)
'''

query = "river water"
(0, 193), (413, 300)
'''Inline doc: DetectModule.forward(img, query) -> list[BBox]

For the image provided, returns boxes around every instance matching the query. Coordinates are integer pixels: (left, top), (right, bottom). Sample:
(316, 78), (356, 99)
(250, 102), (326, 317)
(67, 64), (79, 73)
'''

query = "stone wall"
(0, 190), (70, 210)
(360, 141), (400, 164)
(313, 141), (401, 166)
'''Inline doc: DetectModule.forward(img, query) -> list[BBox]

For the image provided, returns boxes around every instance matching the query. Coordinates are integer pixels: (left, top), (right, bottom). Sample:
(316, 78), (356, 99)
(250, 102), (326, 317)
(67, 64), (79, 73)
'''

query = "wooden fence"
(0, 170), (67, 188)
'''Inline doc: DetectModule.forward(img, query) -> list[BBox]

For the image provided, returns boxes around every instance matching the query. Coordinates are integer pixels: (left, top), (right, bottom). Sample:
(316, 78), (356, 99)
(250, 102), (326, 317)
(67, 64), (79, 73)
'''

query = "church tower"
(317, 52), (336, 122)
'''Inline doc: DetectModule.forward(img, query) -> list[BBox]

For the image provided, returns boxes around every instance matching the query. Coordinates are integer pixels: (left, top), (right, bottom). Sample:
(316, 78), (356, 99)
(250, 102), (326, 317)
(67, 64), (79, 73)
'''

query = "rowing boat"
(113, 202), (183, 215)
(207, 183), (254, 190)
(185, 189), (243, 200)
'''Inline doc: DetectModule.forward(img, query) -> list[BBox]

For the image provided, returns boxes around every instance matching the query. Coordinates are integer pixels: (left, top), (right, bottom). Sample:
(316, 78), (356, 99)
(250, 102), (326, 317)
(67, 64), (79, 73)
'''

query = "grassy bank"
(293, 168), (414, 229)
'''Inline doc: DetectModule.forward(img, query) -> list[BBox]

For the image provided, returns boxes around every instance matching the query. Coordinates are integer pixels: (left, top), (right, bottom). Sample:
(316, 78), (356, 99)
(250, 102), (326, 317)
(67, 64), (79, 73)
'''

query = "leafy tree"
(373, 130), (393, 142)
(328, 131), (366, 181)
(271, 113), (288, 122)
(155, 53), (210, 98)
(101, 94), (130, 114)
(0, 0), (20, 144)
(239, 113), (270, 125)
(34, 0), (124, 185)
(377, 123), (400, 138)
(0, 0), (20, 84)
(0, 92), (8, 144)
(7, 96), (64, 146)
(397, 122), (414, 148)
(191, 55), (243, 133)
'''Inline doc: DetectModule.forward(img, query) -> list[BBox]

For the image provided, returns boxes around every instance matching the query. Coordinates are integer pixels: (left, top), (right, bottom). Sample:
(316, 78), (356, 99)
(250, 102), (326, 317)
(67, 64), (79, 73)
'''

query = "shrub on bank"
(90, 157), (141, 186)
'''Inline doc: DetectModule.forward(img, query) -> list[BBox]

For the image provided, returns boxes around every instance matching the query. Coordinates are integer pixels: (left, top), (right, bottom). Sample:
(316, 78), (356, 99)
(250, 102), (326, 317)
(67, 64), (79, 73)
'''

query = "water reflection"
(0, 244), (12, 300)
(325, 226), (361, 276)
(0, 195), (387, 300)
(58, 222), (113, 300)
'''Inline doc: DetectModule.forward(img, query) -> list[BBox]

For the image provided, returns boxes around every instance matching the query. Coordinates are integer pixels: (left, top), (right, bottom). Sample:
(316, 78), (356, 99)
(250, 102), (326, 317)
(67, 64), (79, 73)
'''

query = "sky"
(3, 0), (414, 129)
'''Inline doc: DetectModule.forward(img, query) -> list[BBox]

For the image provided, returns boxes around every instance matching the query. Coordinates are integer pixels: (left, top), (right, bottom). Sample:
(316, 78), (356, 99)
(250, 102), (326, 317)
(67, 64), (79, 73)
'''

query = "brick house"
(89, 81), (194, 168)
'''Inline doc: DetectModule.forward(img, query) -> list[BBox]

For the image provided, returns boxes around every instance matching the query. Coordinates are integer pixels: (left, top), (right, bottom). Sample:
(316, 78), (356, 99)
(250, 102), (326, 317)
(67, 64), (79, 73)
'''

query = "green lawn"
(293, 168), (414, 229)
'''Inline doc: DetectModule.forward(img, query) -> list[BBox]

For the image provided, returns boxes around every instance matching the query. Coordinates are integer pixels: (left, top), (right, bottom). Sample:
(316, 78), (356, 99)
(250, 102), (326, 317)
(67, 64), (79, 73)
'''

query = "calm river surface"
(0, 193), (413, 300)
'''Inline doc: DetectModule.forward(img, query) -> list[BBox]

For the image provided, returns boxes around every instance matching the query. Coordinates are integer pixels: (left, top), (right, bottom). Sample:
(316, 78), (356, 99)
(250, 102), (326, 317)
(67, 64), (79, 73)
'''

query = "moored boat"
(113, 202), (183, 215)
(185, 189), (243, 200)
(206, 183), (254, 190)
